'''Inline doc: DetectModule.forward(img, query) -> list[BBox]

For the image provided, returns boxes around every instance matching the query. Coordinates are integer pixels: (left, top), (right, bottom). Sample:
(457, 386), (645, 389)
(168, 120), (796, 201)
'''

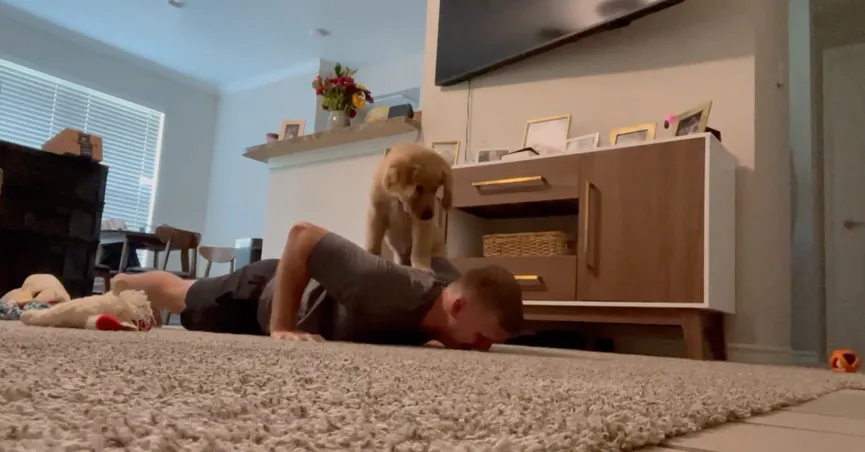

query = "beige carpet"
(1, 322), (863, 451)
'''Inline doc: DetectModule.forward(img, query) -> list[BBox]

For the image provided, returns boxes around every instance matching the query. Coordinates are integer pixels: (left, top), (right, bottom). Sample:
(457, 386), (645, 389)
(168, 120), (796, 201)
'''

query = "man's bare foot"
(110, 275), (129, 295)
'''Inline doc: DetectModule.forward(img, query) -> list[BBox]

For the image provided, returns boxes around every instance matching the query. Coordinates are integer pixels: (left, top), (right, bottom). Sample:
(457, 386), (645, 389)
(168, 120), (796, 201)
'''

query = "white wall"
(359, 53), (424, 104)
(201, 55), (424, 264)
(202, 63), (321, 250)
(0, 12), (219, 242)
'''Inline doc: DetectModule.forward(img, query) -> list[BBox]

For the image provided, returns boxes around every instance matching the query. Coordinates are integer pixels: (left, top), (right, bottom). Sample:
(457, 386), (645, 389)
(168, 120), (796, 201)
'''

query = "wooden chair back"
(199, 246), (237, 277)
(153, 225), (202, 277)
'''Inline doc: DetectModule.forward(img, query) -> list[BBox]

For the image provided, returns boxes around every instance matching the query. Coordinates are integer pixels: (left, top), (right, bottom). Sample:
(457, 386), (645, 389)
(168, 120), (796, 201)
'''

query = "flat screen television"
(435, 0), (688, 87)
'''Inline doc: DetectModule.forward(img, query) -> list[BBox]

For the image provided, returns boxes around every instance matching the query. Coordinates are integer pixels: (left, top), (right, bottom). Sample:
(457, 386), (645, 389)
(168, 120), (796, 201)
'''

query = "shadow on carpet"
(1, 322), (862, 451)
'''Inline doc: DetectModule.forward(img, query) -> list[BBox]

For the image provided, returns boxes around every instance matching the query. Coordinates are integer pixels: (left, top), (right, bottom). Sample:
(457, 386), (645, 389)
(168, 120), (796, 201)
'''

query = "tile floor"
(646, 389), (865, 451)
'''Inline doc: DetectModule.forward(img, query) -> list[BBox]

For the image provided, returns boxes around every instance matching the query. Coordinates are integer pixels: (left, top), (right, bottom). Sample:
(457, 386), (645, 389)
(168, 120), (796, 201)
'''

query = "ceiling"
(0, 0), (427, 91)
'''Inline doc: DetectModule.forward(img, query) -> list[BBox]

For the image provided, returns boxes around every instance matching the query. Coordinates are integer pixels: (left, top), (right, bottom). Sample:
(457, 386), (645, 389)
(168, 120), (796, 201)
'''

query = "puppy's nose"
(420, 209), (434, 220)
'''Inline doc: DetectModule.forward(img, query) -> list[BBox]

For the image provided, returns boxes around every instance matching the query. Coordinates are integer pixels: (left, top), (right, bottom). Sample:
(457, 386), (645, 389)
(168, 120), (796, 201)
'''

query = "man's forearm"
(270, 222), (328, 333)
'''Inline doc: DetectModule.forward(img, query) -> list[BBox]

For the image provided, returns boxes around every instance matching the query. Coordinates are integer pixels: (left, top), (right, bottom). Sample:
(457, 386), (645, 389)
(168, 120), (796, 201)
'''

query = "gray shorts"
(180, 259), (278, 335)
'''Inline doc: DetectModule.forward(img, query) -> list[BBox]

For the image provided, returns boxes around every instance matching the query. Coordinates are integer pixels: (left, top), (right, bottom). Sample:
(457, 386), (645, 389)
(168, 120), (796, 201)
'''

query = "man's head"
(436, 265), (524, 351)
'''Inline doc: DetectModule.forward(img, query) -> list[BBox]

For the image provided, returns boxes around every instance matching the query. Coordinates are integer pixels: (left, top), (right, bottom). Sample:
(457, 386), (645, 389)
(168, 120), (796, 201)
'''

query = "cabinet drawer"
(451, 156), (580, 208)
(451, 256), (577, 301)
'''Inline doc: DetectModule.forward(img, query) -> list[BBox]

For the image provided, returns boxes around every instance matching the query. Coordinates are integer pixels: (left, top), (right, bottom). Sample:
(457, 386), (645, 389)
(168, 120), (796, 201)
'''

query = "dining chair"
(94, 264), (112, 293)
(152, 225), (202, 279)
(199, 246), (237, 277)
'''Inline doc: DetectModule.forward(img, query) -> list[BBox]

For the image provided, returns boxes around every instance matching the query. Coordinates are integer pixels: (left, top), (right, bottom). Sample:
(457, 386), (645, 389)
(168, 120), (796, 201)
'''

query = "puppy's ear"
(385, 166), (401, 189)
(386, 164), (420, 188)
(406, 164), (420, 183)
(440, 169), (453, 210)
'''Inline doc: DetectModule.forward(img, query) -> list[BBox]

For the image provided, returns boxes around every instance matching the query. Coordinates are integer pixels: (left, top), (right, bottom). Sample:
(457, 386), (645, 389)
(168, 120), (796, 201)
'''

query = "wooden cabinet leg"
(706, 312), (727, 361)
(681, 311), (707, 360)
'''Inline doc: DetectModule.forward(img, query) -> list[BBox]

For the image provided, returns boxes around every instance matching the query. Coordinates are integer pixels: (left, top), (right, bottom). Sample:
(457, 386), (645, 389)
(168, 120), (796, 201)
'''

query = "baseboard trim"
(728, 343), (820, 365)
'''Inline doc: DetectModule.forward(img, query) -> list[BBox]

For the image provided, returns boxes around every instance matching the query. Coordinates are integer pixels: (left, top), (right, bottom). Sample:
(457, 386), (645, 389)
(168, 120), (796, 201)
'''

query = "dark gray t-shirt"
(257, 233), (461, 345)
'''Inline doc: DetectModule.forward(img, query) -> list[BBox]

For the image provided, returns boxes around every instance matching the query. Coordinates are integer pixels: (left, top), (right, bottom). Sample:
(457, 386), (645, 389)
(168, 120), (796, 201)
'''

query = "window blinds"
(0, 58), (164, 232)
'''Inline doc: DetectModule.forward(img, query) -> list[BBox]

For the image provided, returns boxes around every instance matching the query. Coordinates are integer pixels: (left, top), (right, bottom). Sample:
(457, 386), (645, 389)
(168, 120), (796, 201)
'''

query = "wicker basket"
(482, 231), (570, 257)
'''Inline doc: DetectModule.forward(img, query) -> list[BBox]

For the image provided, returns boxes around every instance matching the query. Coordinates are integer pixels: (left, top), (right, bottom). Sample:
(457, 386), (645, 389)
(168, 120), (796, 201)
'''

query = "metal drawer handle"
(514, 274), (541, 282)
(583, 182), (598, 271)
(471, 176), (546, 188)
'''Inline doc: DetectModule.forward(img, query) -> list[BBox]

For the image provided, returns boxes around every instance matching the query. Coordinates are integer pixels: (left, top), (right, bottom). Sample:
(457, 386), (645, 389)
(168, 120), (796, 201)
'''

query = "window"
(0, 58), (164, 232)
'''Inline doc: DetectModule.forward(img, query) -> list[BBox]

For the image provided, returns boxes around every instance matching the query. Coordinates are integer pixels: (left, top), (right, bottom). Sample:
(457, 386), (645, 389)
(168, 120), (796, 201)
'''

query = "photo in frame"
(476, 148), (511, 163)
(430, 140), (460, 165)
(609, 123), (657, 146)
(522, 114), (571, 155)
(675, 101), (713, 137)
(278, 120), (305, 140)
(565, 132), (600, 153)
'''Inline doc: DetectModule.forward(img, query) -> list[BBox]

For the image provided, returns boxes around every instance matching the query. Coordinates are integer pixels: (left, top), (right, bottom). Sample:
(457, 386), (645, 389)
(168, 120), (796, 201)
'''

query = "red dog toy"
(829, 349), (861, 373)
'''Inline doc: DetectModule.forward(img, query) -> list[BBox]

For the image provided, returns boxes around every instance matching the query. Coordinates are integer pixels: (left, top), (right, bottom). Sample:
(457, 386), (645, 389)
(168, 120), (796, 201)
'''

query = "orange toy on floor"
(829, 349), (861, 373)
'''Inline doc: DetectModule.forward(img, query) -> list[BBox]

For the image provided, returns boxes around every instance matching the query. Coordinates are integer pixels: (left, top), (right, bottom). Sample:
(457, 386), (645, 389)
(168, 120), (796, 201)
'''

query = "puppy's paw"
(410, 262), (434, 273)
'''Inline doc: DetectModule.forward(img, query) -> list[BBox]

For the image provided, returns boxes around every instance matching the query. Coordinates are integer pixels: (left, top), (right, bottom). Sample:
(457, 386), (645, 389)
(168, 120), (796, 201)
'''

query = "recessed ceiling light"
(310, 28), (331, 37)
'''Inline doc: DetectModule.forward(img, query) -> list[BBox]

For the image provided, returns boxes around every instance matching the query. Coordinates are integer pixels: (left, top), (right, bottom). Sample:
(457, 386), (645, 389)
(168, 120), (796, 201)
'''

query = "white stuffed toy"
(20, 289), (154, 331)
(1, 274), (71, 305)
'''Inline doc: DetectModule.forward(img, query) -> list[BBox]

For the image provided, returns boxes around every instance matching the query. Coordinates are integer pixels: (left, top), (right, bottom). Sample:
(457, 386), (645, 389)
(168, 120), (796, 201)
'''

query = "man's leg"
(111, 272), (193, 326)
(115, 260), (278, 334)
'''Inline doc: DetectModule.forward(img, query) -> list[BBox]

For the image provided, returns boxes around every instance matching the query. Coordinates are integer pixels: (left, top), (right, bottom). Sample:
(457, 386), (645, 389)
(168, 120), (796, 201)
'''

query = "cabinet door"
(577, 140), (705, 303)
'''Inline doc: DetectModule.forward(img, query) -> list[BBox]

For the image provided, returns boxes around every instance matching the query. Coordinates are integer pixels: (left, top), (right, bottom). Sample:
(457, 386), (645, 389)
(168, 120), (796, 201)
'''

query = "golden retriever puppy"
(366, 143), (453, 271)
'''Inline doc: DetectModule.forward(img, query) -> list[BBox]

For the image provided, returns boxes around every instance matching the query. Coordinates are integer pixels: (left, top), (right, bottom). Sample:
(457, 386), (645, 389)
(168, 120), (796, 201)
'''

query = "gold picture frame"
(278, 119), (305, 140)
(674, 101), (713, 137)
(522, 114), (571, 154)
(430, 140), (461, 165)
(609, 122), (657, 146)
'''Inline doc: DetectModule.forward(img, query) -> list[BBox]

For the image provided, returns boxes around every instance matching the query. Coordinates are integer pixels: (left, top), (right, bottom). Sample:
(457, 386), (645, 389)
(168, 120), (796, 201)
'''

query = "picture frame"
(278, 120), (305, 140)
(430, 140), (460, 165)
(674, 101), (713, 137)
(476, 148), (511, 163)
(609, 123), (657, 146)
(565, 132), (600, 153)
(522, 114), (571, 155)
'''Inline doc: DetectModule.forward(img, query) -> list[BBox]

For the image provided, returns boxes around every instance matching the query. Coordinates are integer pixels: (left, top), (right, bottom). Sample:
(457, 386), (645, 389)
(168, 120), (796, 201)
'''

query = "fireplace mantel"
(244, 116), (421, 168)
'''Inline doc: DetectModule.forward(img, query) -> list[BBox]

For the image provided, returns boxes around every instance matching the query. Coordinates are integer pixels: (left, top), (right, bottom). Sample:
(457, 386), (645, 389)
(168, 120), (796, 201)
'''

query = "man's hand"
(271, 330), (323, 341)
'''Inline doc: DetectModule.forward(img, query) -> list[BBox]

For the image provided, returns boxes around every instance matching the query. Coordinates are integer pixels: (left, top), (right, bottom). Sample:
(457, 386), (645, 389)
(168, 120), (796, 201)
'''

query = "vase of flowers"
(312, 63), (374, 130)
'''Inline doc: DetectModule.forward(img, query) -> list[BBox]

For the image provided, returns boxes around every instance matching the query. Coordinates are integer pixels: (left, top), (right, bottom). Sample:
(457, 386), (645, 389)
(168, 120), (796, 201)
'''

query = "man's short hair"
(457, 265), (524, 335)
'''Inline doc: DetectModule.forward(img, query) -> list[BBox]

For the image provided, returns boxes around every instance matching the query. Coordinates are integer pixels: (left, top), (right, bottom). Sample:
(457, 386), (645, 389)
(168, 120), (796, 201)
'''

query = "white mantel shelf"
(243, 116), (421, 164)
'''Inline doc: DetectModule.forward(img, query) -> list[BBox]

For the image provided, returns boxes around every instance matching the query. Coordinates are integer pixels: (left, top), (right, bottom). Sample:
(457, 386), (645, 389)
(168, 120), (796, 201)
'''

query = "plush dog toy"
(20, 289), (154, 331)
(1, 274), (71, 305)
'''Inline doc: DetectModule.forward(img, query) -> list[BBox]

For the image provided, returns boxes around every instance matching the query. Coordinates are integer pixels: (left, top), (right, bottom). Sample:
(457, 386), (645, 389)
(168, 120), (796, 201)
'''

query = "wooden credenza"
(445, 134), (736, 360)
